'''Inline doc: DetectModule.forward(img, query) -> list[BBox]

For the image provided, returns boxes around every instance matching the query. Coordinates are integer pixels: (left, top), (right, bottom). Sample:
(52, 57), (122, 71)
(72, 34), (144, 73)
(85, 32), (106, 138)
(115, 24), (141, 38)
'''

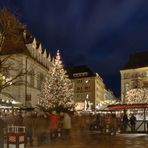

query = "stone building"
(0, 9), (53, 107)
(0, 30), (51, 107)
(120, 51), (148, 103)
(68, 65), (116, 111)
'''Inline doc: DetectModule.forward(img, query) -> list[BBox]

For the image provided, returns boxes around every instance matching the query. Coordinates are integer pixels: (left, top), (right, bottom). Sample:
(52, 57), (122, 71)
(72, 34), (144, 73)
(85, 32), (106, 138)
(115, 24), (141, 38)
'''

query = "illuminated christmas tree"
(125, 88), (148, 104)
(38, 50), (75, 112)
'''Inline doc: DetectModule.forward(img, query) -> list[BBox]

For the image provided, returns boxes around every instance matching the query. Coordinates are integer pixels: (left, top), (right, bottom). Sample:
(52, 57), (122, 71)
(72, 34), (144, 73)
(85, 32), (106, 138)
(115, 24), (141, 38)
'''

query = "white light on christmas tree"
(38, 50), (75, 112)
(125, 88), (148, 104)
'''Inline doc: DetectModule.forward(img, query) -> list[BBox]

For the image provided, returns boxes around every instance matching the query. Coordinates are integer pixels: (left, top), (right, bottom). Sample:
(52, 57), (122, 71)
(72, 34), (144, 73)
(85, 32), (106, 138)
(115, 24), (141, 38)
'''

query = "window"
(37, 73), (44, 90)
(85, 86), (89, 90)
(143, 82), (148, 88)
(124, 73), (130, 79)
(26, 94), (31, 101)
(132, 80), (139, 88)
(125, 83), (129, 91)
(146, 71), (148, 77)
(77, 79), (82, 83)
(132, 73), (140, 78)
(1, 67), (9, 77)
(77, 87), (82, 91)
(73, 74), (78, 77)
(73, 72), (88, 77)
(29, 70), (34, 87)
(77, 87), (80, 91)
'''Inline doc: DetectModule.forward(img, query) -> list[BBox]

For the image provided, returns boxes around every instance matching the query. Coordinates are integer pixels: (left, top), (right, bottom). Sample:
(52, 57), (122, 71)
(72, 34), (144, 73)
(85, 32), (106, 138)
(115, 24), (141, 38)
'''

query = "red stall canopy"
(108, 104), (148, 110)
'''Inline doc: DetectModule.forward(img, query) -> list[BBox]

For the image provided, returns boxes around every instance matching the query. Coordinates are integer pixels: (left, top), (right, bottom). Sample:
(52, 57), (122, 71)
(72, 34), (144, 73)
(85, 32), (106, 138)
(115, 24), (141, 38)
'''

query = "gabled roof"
(0, 31), (31, 56)
(0, 8), (51, 60)
(0, 8), (31, 56)
(121, 51), (148, 70)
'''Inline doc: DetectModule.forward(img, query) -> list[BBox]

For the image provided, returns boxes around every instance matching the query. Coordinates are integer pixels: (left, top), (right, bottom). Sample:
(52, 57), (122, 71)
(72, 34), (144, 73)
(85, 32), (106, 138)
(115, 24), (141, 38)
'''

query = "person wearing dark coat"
(130, 114), (136, 132)
(23, 112), (34, 146)
(0, 114), (6, 148)
(14, 112), (23, 126)
(122, 113), (128, 132)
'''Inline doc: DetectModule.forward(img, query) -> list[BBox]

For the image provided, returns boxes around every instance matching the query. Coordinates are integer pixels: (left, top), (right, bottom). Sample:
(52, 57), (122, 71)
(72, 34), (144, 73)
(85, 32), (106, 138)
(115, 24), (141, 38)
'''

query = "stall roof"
(108, 104), (148, 110)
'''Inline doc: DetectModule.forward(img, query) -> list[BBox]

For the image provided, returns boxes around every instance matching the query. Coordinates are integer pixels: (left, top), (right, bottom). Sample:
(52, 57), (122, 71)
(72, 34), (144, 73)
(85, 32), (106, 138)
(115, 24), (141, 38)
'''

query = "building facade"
(0, 29), (51, 107)
(0, 10), (117, 109)
(120, 51), (148, 103)
(68, 65), (116, 111)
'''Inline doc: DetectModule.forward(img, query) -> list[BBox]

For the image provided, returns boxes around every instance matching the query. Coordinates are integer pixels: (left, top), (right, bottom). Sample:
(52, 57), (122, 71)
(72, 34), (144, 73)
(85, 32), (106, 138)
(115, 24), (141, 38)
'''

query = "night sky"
(1, 0), (148, 97)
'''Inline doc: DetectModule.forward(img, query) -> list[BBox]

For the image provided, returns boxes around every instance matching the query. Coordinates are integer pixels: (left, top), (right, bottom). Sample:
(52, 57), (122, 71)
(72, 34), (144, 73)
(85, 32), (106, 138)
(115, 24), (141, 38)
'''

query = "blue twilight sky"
(0, 0), (148, 97)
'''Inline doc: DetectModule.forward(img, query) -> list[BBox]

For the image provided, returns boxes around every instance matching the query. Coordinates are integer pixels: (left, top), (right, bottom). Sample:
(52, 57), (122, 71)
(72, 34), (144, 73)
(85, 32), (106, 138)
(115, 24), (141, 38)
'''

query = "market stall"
(108, 104), (148, 133)
(0, 93), (22, 114)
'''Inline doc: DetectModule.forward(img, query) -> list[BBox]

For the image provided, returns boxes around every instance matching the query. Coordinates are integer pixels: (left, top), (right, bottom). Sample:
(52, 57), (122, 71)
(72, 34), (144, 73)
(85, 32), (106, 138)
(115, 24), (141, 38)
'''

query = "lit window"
(77, 87), (80, 91)
(125, 83), (129, 91)
(85, 80), (89, 83)
(146, 71), (148, 77)
(85, 86), (88, 90)
(30, 70), (34, 87)
(86, 94), (89, 99)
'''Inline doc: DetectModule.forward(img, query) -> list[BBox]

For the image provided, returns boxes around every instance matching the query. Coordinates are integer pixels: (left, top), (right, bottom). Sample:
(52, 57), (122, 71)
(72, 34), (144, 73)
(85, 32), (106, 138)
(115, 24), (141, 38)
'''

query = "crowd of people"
(0, 110), (137, 147)
(88, 112), (137, 134)
(0, 110), (72, 147)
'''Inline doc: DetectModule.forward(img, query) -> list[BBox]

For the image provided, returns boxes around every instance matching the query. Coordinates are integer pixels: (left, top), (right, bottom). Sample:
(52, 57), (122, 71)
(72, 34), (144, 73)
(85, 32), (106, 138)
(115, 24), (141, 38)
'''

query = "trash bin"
(7, 126), (26, 148)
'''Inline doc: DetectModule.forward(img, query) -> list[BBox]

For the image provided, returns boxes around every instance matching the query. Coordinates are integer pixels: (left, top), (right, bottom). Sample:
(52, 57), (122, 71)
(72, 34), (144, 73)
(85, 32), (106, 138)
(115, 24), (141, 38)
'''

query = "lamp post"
(0, 73), (3, 92)
(25, 56), (28, 107)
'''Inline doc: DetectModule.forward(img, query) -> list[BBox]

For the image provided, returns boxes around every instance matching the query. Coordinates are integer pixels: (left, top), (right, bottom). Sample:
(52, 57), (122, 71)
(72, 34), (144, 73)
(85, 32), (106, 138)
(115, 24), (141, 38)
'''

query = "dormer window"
(73, 72), (88, 77)
(32, 38), (37, 49)
(146, 71), (148, 77)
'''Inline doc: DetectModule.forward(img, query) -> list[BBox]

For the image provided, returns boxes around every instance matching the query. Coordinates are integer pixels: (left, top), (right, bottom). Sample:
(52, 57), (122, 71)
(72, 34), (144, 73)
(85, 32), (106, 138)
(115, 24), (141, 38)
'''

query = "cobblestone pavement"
(26, 130), (148, 148)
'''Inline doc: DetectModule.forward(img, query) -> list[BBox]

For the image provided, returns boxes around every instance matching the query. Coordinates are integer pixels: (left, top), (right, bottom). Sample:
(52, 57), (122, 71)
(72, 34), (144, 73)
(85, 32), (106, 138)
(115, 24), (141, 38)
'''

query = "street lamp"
(25, 56), (28, 106)
(0, 73), (12, 91)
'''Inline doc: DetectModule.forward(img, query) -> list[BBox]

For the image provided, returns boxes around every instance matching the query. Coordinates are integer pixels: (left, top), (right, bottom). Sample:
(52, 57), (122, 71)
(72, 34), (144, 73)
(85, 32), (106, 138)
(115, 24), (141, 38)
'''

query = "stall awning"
(108, 104), (148, 110)
(0, 93), (22, 107)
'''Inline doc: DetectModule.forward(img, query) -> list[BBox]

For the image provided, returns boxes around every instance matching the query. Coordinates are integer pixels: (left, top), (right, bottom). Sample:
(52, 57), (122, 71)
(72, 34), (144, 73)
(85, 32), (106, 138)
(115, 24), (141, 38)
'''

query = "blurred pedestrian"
(130, 114), (136, 132)
(110, 114), (117, 135)
(23, 112), (34, 146)
(14, 112), (23, 126)
(122, 113), (128, 132)
(35, 112), (50, 146)
(49, 111), (59, 139)
(0, 113), (6, 148)
(62, 112), (71, 139)
(95, 114), (101, 130)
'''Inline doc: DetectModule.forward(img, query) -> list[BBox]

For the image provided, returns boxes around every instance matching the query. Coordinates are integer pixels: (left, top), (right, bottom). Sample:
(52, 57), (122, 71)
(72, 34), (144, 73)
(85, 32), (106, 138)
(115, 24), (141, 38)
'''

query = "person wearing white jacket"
(62, 112), (71, 139)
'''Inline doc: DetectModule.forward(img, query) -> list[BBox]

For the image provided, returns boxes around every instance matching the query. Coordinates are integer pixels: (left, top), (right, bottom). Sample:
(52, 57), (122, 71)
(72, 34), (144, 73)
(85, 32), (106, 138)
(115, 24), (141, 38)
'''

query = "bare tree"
(0, 8), (43, 96)
(0, 55), (27, 92)
(0, 56), (41, 94)
(0, 8), (25, 50)
(0, 8), (29, 92)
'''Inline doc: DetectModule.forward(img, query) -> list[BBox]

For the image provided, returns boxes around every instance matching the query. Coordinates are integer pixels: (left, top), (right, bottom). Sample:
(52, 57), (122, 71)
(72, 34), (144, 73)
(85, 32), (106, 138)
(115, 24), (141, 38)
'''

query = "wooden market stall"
(108, 104), (148, 133)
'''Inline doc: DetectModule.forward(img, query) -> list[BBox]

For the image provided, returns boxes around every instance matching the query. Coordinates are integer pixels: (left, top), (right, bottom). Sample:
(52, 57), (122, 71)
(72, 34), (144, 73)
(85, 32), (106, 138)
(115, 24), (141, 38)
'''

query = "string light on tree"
(125, 88), (148, 104)
(38, 50), (75, 112)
